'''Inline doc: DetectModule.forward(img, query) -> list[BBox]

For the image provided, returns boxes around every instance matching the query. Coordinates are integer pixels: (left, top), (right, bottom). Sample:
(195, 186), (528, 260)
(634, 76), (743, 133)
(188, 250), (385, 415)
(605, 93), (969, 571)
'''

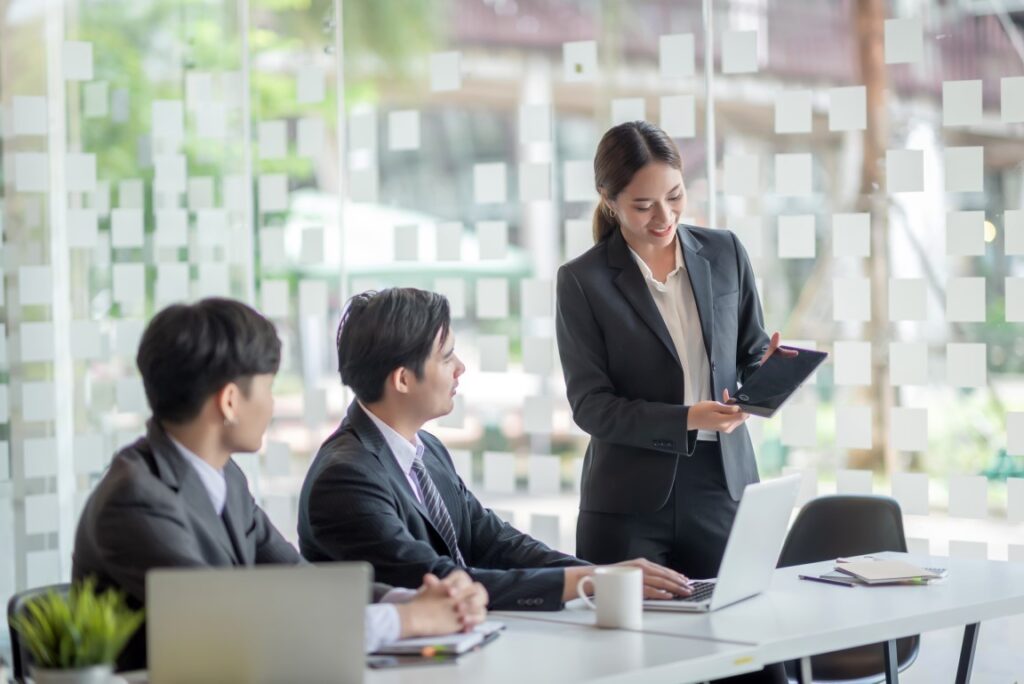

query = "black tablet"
(727, 346), (828, 417)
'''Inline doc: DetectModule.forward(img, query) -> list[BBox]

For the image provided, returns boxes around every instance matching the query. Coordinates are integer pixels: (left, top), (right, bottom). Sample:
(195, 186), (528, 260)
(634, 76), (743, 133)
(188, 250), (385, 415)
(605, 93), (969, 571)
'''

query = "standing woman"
(556, 121), (793, 582)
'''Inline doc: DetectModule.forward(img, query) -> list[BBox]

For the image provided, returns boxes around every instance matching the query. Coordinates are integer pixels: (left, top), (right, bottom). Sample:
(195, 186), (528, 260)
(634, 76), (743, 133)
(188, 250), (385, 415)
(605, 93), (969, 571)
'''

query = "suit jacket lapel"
(680, 227), (714, 361)
(144, 420), (242, 565)
(346, 402), (439, 539)
(222, 466), (253, 565)
(607, 230), (682, 368)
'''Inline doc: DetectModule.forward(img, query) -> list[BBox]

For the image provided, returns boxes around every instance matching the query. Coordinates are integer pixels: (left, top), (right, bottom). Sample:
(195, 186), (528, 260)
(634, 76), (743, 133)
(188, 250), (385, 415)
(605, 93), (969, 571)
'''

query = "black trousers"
(576, 441), (786, 684)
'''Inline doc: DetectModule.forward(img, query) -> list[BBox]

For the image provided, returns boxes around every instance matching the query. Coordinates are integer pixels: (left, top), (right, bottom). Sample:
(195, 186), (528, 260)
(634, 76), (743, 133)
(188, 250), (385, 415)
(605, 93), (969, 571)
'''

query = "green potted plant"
(10, 578), (144, 684)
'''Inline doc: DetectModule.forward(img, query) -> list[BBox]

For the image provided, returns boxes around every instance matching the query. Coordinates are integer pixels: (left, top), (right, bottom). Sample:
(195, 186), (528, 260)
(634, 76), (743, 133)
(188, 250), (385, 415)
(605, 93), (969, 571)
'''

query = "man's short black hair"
(336, 288), (451, 403)
(137, 298), (281, 423)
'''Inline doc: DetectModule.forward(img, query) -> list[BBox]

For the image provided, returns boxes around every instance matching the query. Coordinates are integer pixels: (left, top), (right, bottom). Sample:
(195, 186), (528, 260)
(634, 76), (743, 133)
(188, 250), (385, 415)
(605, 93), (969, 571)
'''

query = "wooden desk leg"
(955, 622), (980, 684)
(795, 657), (812, 684)
(883, 639), (899, 683)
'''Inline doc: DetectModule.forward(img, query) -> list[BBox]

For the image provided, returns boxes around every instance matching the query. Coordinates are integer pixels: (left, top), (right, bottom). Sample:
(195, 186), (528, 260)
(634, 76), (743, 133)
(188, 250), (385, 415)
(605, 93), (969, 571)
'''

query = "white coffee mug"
(576, 566), (643, 630)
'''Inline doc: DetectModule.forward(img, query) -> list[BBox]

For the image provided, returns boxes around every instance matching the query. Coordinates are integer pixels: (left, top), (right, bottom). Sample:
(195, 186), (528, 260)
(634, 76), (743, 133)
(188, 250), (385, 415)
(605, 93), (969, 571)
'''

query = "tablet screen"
(731, 347), (828, 417)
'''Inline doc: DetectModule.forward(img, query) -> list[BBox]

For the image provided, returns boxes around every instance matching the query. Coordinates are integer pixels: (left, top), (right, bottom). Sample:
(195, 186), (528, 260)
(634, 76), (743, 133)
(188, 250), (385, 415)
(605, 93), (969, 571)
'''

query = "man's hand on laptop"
(395, 570), (488, 637)
(613, 558), (693, 599)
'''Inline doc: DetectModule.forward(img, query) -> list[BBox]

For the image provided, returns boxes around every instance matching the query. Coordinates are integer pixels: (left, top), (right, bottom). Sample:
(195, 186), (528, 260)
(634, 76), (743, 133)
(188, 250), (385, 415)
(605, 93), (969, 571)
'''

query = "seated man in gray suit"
(73, 298), (487, 671)
(298, 288), (692, 610)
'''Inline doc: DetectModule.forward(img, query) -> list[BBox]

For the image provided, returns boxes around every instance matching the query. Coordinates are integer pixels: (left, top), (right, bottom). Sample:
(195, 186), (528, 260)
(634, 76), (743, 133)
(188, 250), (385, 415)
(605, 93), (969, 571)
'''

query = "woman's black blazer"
(555, 225), (770, 514)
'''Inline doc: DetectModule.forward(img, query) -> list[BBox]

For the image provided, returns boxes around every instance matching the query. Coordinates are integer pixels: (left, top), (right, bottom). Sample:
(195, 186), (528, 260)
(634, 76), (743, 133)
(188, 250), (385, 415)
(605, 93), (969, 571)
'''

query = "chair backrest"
(778, 494), (907, 568)
(7, 583), (71, 682)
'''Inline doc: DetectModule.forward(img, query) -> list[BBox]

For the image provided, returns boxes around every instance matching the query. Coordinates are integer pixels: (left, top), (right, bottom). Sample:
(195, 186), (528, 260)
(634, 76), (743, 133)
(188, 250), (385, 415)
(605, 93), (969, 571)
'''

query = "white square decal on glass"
(565, 219), (591, 260)
(832, 212), (870, 258)
(774, 90), (812, 134)
(891, 472), (929, 515)
(258, 174), (288, 213)
(70, 320), (103, 360)
(729, 216), (763, 258)
(1001, 76), (1024, 123)
(835, 404), (872, 450)
(944, 147), (983, 193)
(781, 401), (816, 447)
(886, 149), (923, 192)
(259, 120), (287, 159)
(300, 226), (324, 264)
(155, 210), (188, 249)
(19, 322), (55, 363)
(519, 104), (551, 144)
(660, 95), (695, 138)
(889, 278), (926, 321)
(156, 263), (189, 305)
(523, 396), (553, 435)
(388, 110), (420, 151)
(113, 263), (146, 305)
(659, 33), (695, 79)
(349, 107), (377, 151)
(521, 279), (553, 319)
(723, 154), (759, 196)
(434, 278), (466, 319)
(118, 179), (144, 208)
(828, 86), (866, 131)
(297, 117), (325, 158)
(67, 208), (98, 249)
(611, 98), (646, 125)
(1008, 477), (1024, 521)
(393, 224), (418, 261)
(22, 381), (55, 422)
(563, 160), (595, 202)
(777, 215), (815, 258)
(478, 335), (509, 372)
(721, 30), (758, 74)
(946, 211), (984, 256)
(833, 277), (870, 322)
(483, 451), (516, 493)
(889, 342), (929, 386)
(476, 278), (509, 319)
(1006, 209), (1024, 255)
(298, 280), (328, 322)
(151, 100), (184, 145)
(949, 475), (988, 518)
(474, 162), (507, 204)
(478, 221), (508, 260)
(563, 40), (598, 82)
(296, 66), (325, 104)
(770, 154), (811, 196)
(884, 17), (923, 64)
(528, 455), (561, 496)
(14, 153), (48, 193)
(260, 280), (289, 319)
(837, 470), (873, 495)
(259, 228), (285, 267)
(519, 162), (551, 202)
(834, 341), (871, 386)
(1008, 413), (1024, 457)
(945, 343), (986, 388)
(523, 336), (553, 374)
(13, 96), (47, 136)
(65, 153), (97, 193)
(430, 51), (461, 92)
(436, 222), (462, 261)
(946, 277), (985, 322)
(890, 407), (927, 452)
(84, 82), (108, 118)
(1006, 278), (1024, 322)
(942, 80), (982, 127)
(18, 266), (52, 307)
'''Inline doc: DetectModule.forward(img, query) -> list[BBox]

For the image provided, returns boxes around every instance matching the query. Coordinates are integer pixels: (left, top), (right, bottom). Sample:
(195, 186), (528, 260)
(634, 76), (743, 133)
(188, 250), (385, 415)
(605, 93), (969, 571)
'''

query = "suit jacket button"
(711, 362), (717, 372)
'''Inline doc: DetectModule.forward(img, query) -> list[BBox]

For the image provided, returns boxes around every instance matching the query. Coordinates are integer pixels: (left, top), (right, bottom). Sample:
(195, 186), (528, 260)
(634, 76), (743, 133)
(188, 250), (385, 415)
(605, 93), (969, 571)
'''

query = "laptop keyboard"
(678, 580), (715, 602)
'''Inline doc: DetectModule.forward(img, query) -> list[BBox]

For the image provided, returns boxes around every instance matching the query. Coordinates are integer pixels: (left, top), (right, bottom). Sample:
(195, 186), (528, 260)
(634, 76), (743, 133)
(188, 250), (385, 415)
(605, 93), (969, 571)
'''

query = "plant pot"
(29, 664), (113, 684)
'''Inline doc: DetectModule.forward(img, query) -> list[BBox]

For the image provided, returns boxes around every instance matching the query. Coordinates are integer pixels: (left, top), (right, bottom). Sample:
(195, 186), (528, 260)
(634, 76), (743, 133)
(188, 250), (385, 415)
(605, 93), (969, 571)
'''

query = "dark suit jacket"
(298, 401), (588, 610)
(72, 420), (387, 670)
(555, 225), (769, 513)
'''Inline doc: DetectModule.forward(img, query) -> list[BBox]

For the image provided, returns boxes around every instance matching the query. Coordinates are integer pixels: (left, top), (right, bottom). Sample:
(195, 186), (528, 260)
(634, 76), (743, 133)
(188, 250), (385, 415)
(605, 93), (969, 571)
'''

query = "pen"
(798, 574), (855, 588)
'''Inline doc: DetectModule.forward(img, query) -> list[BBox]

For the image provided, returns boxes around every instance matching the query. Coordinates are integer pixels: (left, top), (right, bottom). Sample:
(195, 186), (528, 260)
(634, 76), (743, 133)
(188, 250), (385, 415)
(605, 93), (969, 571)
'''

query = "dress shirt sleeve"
(364, 604), (402, 653)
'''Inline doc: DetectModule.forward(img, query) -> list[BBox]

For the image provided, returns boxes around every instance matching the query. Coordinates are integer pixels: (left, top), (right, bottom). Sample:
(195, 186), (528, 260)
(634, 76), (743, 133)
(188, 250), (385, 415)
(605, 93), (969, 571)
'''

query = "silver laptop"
(644, 474), (801, 613)
(148, 563), (370, 684)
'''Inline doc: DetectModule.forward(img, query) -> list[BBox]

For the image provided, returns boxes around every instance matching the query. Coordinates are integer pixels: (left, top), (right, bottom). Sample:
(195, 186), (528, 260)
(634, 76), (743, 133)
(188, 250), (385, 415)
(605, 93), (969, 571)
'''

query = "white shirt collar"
(628, 237), (685, 292)
(168, 435), (228, 516)
(358, 402), (425, 475)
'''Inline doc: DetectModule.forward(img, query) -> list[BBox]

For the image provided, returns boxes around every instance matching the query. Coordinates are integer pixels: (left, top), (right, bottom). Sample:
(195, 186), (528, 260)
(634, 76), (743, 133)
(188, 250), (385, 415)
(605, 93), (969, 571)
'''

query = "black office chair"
(7, 583), (71, 683)
(777, 495), (919, 683)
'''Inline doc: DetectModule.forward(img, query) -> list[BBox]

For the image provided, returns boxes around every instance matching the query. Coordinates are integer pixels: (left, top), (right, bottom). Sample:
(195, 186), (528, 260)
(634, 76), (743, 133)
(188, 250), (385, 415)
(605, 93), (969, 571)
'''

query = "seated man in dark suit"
(73, 298), (487, 671)
(298, 288), (692, 611)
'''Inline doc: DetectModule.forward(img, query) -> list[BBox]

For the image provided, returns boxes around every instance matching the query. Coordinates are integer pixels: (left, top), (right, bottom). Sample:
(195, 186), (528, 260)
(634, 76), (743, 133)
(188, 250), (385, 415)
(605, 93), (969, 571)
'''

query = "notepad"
(373, 621), (505, 656)
(834, 560), (941, 585)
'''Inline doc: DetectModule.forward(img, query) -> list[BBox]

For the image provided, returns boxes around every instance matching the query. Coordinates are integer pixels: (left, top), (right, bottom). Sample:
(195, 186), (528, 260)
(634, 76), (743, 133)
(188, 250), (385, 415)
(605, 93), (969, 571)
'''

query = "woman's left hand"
(760, 331), (798, 365)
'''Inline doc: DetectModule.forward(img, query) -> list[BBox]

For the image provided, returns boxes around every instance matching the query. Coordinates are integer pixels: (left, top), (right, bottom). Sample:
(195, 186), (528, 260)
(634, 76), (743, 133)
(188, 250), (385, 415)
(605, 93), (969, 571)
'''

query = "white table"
(502, 553), (1024, 683)
(366, 614), (761, 684)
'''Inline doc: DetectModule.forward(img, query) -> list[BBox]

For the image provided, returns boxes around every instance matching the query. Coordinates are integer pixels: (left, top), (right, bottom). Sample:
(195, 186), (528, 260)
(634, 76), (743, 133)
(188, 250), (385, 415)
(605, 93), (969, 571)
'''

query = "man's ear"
(217, 383), (240, 425)
(390, 367), (411, 395)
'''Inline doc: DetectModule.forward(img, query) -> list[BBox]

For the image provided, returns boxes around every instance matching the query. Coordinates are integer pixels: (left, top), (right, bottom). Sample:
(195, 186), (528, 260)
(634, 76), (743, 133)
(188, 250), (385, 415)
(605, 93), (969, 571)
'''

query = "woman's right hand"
(687, 390), (749, 433)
